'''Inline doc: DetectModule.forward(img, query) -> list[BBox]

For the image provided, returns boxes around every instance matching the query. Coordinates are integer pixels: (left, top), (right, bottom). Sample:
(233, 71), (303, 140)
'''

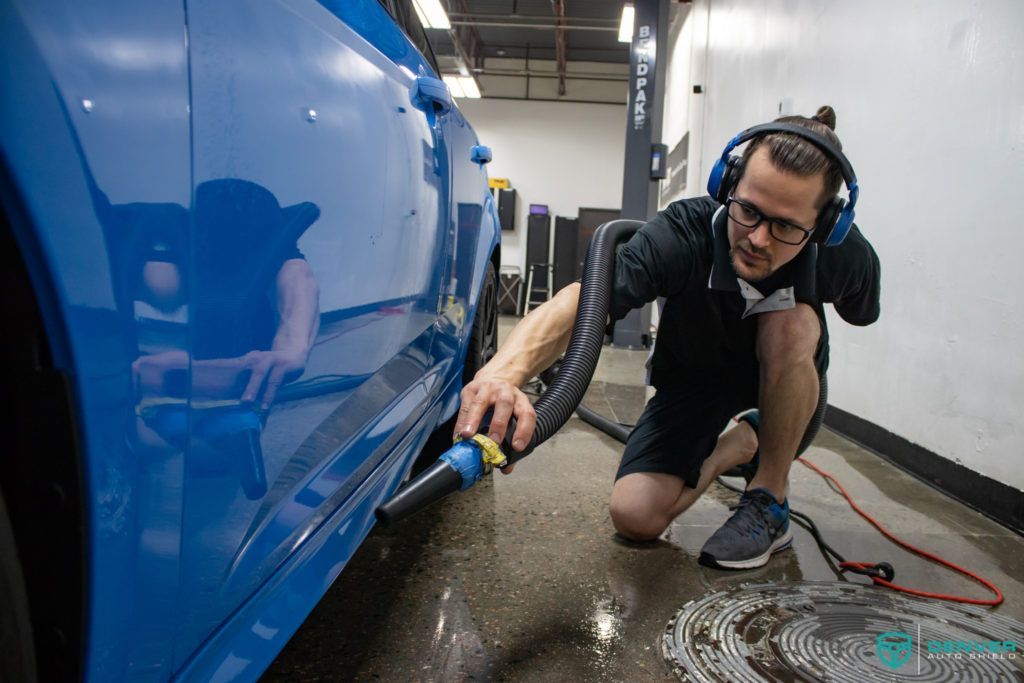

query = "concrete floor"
(265, 315), (1024, 681)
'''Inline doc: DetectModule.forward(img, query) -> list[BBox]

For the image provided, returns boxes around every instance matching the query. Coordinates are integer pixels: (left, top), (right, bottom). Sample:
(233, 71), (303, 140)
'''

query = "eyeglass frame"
(725, 195), (815, 246)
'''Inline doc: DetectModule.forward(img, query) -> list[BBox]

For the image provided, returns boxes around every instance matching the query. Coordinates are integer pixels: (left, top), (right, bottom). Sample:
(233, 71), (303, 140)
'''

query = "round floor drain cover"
(663, 581), (1024, 682)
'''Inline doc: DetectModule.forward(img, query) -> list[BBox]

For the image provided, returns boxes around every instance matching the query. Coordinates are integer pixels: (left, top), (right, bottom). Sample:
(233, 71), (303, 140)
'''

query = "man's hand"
(132, 350), (190, 396)
(131, 347), (308, 408)
(454, 376), (536, 474)
(238, 347), (309, 409)
(450, 282), (581, 474)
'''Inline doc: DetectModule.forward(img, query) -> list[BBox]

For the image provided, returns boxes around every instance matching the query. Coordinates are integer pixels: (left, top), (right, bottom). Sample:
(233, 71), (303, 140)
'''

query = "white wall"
(661, 2), (711, 206)
(455, 98), (626, 272)
(661, 0), (1024, 491)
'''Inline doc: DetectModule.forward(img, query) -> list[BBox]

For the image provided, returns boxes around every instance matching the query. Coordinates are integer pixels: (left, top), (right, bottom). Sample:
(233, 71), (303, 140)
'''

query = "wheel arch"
(0, 161), (87, 683)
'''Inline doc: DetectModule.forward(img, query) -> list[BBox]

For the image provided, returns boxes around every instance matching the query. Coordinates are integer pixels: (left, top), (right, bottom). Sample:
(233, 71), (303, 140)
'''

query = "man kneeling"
(455, 107), (880, 569)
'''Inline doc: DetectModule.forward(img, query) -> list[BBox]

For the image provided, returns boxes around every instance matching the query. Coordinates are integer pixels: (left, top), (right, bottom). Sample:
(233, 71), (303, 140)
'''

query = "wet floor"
(264, 316), (1024, 681)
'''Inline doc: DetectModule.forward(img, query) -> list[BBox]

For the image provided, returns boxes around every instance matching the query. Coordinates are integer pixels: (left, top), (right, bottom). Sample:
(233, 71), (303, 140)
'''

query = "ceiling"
(427, 0), (635, 104)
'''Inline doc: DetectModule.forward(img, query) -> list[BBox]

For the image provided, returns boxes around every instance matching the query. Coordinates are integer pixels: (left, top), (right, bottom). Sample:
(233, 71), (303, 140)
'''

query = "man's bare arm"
(456, 282), (581, 457)
(241, 258), (321, 408)
(271, 258), (321, 353)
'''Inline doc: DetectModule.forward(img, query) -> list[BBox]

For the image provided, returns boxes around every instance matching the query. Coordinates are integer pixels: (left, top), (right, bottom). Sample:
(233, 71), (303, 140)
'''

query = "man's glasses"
(726, 196), (813, 246)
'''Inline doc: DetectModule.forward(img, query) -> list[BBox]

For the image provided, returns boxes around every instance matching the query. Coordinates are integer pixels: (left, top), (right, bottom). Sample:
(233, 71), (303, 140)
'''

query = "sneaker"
(698, 488), (792, 569)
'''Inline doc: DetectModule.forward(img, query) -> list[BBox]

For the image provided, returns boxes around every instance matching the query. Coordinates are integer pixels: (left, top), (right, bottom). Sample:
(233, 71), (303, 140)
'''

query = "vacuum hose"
(375, 219), (644, 526)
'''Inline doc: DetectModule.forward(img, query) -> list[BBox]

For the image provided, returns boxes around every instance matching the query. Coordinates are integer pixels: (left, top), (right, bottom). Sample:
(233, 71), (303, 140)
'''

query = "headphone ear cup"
(714, 156), (743, 204)
(826, 201), (855, 247)
(707, 157), (728, 200)
(813, 197), (844, 244)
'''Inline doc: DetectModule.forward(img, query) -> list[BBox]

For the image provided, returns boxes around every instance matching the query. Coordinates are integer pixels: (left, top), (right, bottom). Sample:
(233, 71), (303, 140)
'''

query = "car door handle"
(411, 76), (452, 117)
(470, 145), (492, 165)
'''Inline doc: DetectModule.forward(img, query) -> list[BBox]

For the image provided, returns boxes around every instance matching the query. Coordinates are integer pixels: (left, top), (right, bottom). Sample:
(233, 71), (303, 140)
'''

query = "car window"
(316, 0), (440, 76)
(389, 0), (441, 74)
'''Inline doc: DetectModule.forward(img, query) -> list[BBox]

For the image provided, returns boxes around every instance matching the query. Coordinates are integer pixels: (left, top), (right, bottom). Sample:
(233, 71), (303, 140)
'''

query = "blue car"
(0, 1), (500, 680)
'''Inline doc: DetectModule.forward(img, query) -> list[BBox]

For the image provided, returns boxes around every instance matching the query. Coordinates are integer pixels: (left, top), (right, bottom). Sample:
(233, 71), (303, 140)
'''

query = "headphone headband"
(723, 122), (858, 190)
(708, 120), (860, 247)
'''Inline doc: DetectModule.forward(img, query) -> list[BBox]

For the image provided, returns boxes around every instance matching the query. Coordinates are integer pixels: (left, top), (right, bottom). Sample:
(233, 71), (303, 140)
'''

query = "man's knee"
(609, 472), (686, 540)
(723, 419), (760, 462)
(757, 303), (820, 368)
(609, 491), (671, 541)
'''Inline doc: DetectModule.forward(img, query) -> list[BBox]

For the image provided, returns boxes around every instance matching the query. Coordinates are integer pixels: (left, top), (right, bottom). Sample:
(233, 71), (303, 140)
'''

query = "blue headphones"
(706, 122), (859, 247)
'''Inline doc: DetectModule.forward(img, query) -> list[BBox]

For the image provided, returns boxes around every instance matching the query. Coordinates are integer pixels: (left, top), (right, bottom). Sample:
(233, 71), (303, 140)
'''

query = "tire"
(0, 489), (36, 683)
(410, 261), (499, 475)
(462, 261), (498, 386)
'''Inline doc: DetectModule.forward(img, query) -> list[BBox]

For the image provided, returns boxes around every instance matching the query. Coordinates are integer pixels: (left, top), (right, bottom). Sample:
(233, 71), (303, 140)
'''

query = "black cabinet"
(524, 213), (552, 309)
(497, 188), (517, 231)
(553, 216), (579, 293)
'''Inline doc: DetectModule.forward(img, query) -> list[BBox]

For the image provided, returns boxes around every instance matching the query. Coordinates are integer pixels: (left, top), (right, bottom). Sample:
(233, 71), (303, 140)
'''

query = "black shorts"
(615, 344), (828, 490)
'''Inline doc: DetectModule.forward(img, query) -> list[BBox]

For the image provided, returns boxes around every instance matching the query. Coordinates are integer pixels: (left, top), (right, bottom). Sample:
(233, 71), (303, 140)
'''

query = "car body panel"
(0, 0), (500, 679)
(176, 0), (454, 662)
(2, 1), (192, 678)
(173, 401), (440, 682)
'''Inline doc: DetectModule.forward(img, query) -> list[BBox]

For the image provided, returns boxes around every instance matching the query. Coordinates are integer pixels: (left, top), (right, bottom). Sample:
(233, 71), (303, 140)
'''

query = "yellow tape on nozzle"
(454, 433), (508, 469)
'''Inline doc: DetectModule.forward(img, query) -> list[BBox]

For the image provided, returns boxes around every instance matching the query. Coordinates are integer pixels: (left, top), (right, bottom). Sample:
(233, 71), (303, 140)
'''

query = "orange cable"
(796, 456), (1004, 607)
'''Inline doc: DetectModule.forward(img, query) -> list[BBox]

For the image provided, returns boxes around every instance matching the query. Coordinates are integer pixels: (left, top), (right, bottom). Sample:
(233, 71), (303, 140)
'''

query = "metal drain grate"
(663, 581), (1024, 682)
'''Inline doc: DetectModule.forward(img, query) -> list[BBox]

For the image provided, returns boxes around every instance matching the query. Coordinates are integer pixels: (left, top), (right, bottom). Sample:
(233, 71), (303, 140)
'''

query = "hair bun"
(812, 105), (837, 130)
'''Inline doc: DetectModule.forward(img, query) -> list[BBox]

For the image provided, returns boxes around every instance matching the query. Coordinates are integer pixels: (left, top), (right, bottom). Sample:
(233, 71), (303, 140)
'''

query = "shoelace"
(726, 493), (777, 538)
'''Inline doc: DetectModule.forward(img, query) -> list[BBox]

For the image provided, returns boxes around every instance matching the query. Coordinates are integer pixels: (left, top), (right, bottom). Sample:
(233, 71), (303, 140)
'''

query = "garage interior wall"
(660, 0), (1024, 494)
(456, 98), (626, 272)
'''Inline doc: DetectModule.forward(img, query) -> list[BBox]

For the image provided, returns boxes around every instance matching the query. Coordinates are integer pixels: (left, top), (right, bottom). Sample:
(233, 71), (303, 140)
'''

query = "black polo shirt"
(609, 196), (881, 389)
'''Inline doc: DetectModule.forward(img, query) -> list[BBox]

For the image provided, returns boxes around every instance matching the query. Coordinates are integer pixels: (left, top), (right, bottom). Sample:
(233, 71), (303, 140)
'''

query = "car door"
(176, 0), (452, 664)
(437, 102), (496, 361)
(3, 2), (195, 678)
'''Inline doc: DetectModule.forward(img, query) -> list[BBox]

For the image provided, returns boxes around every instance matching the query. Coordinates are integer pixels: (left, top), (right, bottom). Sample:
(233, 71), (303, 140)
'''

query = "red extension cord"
(796, 457), (1004, 607)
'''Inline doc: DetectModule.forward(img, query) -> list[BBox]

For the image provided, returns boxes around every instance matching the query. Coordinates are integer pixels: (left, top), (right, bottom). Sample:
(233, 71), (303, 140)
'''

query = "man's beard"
(729, 241), (773, 282)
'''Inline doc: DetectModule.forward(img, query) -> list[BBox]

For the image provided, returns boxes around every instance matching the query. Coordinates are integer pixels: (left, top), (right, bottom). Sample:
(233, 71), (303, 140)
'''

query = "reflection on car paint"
(1, 0), (499, 679)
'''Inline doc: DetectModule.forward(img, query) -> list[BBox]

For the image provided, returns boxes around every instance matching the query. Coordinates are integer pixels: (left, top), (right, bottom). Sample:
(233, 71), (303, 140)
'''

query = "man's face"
(727, 146), (824, 282)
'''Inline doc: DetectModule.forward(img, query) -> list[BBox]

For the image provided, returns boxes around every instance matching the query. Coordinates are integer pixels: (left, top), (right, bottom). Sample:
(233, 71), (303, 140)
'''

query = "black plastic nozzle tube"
(375, 459), (462, 526)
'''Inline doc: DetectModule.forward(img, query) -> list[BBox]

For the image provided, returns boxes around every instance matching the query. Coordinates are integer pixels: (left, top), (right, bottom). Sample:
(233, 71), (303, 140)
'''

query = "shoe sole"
(698, 529), (793, 570)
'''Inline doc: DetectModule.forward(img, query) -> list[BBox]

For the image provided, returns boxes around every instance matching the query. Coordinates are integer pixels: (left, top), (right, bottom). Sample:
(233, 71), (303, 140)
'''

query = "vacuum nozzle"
(376, 440), (491, 526)
(375, 458), (463, 526)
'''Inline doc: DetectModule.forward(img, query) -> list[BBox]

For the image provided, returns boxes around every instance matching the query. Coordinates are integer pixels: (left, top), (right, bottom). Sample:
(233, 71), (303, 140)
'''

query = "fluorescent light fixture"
(444, 75), (481, 99)
(618, 4), (635, 43)
(412, 0), (451, 30)
(443, 75), (465, 98)
(458, 76), (481, 99)
(411, 0), (430, 28)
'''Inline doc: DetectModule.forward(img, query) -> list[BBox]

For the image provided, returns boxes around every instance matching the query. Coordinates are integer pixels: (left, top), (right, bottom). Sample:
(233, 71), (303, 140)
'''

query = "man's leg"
(698, 303), (821, 569)
(747, 303), (821, 502)
(610, 421), (759, 541)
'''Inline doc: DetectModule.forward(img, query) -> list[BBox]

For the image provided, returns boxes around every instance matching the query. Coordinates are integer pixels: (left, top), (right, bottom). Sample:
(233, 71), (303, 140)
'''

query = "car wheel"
(462, 261), (498, 385)
(408, 262), (499, 477)
(0, 489), (36, 683)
